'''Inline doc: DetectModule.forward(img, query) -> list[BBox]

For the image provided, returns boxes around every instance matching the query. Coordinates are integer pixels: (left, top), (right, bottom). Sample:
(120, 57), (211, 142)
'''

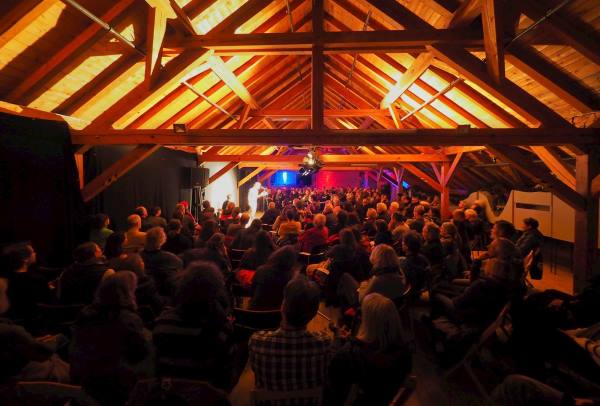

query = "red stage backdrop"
(314, 171), (361, 189)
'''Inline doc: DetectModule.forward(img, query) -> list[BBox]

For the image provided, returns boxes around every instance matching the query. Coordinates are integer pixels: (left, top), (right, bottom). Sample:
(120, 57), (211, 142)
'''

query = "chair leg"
(465, 363), (489, 400)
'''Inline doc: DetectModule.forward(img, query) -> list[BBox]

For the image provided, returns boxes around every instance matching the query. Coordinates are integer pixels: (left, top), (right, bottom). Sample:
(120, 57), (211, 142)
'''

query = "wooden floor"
(230, 240), (575, 406)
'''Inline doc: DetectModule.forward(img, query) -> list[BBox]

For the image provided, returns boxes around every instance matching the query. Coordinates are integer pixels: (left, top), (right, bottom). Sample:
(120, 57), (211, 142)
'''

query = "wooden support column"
(573, 150), (600, 293)
(146, 0), (177, 87)
(440, 161), (451, 220)
(74, 153), (85, 190)
(311, 0), (324, 130)
(81, 145), (160, 202)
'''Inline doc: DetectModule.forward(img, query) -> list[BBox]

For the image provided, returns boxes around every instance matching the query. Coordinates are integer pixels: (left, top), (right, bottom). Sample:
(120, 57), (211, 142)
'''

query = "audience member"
(140, 227), (183, 296)
(70, 272), (151, 405)
(374, 219), (393, 246)
(400, 231), (430, 294)
(260, 201), (280, 226)
(516, 217), (544, 257)
(250, 246), (298, 310)
(327, 293), (412, 405)
(299, 213), (328, 253)
(422, 223), (445, 269)
(239, 230), (275, 271)
(0, 277), (68, 383)
(124, 214), (147, 253)
(162, 219), (193, 255)
(276, 209), (302, 241)
(153, 261), (239, 391)
(146, 206), (167, 229)
(249, 277), (330, 392)
(0, 242), (53, 322)
(59, 242), (113, 305)
(104, 231), (126, 260)
(232, 218), (262, 250)
(89, 213), (113, 250)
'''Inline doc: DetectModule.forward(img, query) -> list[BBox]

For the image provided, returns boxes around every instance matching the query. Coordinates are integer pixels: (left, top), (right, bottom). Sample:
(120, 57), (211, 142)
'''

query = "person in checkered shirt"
(249, 276), (331, 392)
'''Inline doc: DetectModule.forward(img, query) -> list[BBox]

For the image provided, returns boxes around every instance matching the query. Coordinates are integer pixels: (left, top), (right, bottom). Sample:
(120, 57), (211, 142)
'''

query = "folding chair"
(251, 386), (322, 406)
(443, 302), (512, 399)
(229, 248), (247, 270)
(16, 381), (100, 406)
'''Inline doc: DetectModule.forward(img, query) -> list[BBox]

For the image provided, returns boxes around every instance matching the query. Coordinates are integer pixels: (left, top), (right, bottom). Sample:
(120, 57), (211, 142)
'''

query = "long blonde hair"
(357, 293), (404, 351)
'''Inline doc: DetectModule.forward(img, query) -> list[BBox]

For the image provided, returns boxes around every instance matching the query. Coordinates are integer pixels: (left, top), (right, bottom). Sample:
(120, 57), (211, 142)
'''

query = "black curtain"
(0, 113), (86, 266)
(86, 146), (197, 231)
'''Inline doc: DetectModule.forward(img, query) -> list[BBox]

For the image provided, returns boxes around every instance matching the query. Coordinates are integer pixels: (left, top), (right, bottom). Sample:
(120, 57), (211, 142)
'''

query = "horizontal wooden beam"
(71, 128), (600, 146)
(200, 153), (449, 163)
(0, 100), (90, 129)
(168, 29), (485, 53)
(250, 109), (391, 119)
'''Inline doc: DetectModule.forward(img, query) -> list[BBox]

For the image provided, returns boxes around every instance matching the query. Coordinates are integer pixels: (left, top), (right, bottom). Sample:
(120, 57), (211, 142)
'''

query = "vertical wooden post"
(74, 153), (84, 189)
(440, 161), (451, 220)
(311, 0), (324, 130)
(573, 151), (600, 293)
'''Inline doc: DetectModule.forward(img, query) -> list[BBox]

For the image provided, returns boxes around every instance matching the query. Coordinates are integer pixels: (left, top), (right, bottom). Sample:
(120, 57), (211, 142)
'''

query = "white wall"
(464, 190), (600, 247)
(202, 162), (238, 211)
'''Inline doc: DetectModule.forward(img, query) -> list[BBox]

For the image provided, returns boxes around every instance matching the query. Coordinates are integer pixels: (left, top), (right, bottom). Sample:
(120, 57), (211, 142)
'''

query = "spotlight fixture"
(298, 147), (323, 176)
(173, 123), (187, 133)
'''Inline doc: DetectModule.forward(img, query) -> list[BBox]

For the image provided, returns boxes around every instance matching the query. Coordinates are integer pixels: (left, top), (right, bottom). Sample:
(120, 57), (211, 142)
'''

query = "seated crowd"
(0, 186), (598, 406)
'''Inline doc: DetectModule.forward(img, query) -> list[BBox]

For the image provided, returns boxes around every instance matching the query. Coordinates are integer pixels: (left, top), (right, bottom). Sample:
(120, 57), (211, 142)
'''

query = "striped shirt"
(249, 327), (331, 392)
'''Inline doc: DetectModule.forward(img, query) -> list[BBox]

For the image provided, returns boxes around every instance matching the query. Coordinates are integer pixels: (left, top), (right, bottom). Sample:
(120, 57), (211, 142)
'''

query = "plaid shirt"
(249, 327), (332, 392)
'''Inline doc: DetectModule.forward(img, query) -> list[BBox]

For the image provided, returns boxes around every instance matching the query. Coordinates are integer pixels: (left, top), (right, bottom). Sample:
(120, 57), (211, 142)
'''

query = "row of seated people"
(0, 239), (415, 405)
(2, 189), (598, 405)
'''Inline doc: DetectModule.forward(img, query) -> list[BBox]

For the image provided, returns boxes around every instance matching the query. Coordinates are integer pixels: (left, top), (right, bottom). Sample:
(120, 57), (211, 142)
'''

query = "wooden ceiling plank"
(481, 0), (505, 84)
(506, 43), (600, 113)
(89, 50), (212, 129)
(427, 44), (568, 127)
(520, 0), (600, 67)
(0, 0), (58, 49)
(209, 0), (274, 35)
(6, 0), (136, 103)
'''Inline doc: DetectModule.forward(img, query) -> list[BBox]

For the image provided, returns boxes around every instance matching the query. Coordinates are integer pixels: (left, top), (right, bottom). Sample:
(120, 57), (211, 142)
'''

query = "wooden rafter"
(487, 145), (585, 210)
(506, 43), (600, 113)
(520, 0), (600, 67)
(81, 145), (161, 202)
(146, 0), (177, 87)
(6, 0), (136, 104)
(531, 146), (576, 190)
(0, 100), (89, 130)
(481, 0), (505, 84)
(381, 53), (433, 108)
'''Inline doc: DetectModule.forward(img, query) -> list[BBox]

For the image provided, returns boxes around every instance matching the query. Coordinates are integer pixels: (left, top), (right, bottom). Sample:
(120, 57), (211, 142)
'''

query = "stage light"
(173, 123), (187, 133)
(299, 148), (323, 176)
